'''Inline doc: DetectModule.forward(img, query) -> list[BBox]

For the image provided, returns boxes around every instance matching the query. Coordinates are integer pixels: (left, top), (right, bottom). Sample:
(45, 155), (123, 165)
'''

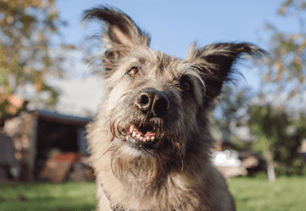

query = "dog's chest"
(101, 180), (190, 211)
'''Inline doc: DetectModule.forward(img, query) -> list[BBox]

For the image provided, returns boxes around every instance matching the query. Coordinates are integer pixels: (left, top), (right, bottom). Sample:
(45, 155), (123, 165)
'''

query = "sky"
(50, 0), (298, 116)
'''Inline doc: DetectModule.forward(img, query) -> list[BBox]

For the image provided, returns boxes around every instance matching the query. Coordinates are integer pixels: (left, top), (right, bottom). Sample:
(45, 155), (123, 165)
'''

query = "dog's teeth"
(136, 134), (140, 139)
(130, 125), (134, 133)
(151, 137), (155, 142)
(146, 137), (150, 141)
(132, 131), (136, 137)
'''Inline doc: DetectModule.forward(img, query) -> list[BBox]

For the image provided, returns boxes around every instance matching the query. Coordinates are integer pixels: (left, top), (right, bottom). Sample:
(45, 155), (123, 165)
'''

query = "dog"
(83, 6), (264, 211)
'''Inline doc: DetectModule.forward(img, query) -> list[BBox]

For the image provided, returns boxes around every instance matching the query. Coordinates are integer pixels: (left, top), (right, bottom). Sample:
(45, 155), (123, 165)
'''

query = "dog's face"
(103, 49), (203, 153)
(84, 7), (264, 183)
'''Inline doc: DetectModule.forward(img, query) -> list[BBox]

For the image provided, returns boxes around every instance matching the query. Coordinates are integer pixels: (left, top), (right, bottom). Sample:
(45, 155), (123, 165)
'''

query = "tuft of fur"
(84, 6), (265, 211)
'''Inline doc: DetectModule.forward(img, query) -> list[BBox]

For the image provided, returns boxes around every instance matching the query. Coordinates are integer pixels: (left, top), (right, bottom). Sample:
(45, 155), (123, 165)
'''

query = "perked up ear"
(83, 6), (150, 72)
(186, 43), (265, 104)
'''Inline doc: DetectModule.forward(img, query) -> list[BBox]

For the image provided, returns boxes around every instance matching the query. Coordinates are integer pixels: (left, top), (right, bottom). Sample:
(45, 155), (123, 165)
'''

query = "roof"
(32, 110), (92, 126)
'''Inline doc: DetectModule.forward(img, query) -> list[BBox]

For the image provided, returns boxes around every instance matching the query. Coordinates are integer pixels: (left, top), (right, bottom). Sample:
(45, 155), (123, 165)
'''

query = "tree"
(259, 0), (306, 103)
(0, 0), (72, 117)
(248, 104), (305, 182)
(213, 85), (253, 144)
(247, 0), (306, 181)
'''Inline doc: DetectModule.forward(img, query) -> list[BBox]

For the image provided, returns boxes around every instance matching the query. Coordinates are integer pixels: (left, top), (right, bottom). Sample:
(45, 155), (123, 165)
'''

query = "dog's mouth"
(124, 124), (160, 148)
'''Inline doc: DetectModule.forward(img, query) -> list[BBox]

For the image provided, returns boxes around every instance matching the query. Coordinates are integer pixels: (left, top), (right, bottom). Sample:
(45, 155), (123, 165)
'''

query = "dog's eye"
(180, 81), (190, 91)
(127, 67), (140, 77)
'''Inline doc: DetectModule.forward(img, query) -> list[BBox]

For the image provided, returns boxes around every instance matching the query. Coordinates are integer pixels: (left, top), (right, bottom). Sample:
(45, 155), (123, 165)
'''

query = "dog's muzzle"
(123, 89), (170, 148)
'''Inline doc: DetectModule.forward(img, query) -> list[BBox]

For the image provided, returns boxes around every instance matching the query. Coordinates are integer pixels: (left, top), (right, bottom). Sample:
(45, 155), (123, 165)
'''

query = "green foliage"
(0, 0), (72, 117)
(242, 0), (306, 178)
(213, 85), (253, 144)
(248, 104), (305, 176)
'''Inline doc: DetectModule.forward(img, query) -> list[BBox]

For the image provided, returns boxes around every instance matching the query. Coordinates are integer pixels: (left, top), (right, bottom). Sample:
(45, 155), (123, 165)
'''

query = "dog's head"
(84, 7), (264, 183)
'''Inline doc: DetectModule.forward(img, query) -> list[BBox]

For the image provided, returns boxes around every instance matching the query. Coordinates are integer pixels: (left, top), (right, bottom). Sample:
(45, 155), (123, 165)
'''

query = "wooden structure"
(1, 110), (91, 181)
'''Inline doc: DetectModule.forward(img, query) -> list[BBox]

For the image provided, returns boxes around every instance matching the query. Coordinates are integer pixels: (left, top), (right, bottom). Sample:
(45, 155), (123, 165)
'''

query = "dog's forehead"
(133, 49), (189, 79)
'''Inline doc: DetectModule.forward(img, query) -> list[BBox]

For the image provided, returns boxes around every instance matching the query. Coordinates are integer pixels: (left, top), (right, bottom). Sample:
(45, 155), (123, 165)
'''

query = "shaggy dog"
(84, 6), (264, 211)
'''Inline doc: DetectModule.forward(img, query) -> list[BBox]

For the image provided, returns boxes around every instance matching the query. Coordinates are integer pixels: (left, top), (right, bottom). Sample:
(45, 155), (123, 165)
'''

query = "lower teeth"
(128, 135), (155, 143)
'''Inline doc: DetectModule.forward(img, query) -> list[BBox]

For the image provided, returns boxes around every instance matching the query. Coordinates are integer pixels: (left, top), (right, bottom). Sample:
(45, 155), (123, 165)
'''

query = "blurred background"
(1, 0), (306, 210)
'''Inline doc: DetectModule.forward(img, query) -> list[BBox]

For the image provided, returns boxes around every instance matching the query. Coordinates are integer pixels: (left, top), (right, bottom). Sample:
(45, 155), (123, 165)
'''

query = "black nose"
(135, 89), (170, 117)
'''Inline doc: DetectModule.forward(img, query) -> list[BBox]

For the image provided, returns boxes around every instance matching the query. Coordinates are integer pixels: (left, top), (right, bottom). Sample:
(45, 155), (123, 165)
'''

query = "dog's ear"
(186, 43), (265, 104)
(83, 6), (150, 72)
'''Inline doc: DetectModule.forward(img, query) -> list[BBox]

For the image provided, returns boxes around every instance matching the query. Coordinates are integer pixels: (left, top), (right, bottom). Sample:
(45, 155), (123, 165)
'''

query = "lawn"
(228, 176), (306, 211)
(0, 181), (97, 211)
(0, 176), (306, 211)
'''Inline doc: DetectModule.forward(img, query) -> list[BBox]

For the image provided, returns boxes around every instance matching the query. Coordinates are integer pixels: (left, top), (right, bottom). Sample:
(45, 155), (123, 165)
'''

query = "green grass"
(228, 176), (306, 211)
(0, 177), (306, 211)
(0, 181), (97, 211)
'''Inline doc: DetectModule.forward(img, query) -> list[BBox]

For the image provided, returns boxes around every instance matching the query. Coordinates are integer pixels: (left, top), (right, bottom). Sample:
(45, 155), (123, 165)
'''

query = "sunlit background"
(1, 0), (306, 211)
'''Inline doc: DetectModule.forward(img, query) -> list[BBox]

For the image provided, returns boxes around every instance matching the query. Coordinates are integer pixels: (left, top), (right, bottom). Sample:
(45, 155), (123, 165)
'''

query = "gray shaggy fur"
(83, 6), (265, 211)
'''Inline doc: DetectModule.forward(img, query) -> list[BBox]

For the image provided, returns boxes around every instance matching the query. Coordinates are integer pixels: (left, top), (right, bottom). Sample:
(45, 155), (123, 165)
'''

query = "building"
(0, 110), (91, 181)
